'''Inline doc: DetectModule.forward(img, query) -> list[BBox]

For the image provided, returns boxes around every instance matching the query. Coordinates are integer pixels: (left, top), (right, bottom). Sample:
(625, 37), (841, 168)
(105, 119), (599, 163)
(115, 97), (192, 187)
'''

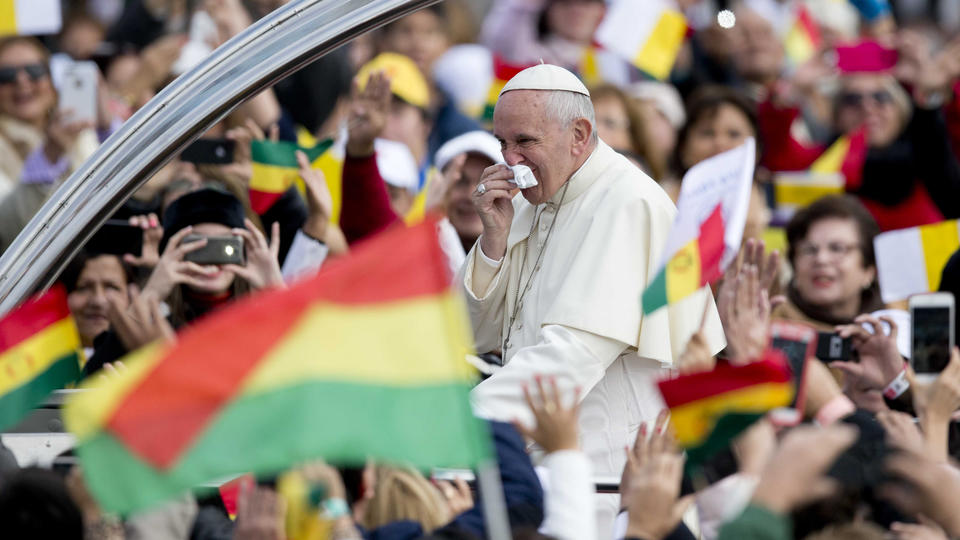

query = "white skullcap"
(434, 131), (505, 172)
(499, 64), (590, 99)
(375, 138), (419, 194)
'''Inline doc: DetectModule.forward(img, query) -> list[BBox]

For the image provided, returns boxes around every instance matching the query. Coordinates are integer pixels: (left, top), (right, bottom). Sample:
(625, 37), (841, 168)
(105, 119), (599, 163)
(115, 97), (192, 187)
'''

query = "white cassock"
(457, 140), (726, 533)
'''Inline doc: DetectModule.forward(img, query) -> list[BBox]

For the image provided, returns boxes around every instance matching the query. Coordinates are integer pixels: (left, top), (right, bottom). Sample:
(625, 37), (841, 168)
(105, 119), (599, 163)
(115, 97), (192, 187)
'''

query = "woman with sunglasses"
(0, 36), (100, 252)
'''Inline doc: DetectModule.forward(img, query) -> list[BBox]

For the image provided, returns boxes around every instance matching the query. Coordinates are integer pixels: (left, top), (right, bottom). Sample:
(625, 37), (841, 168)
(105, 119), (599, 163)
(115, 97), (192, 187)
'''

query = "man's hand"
(831, 315), (905, 392)
(297, 150), (333, 242)
(108, 285), (175, 352)
(512, 375), (580, 454)
(346, 71), (390, 158)
(751, 424), (858, 514)
(474, 164), (517, 261)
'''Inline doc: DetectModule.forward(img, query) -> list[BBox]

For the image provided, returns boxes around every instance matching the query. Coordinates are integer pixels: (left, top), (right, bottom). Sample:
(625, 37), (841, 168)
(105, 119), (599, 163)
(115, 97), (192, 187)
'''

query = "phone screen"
(912, 307), (952, 374)
(771, 337), (809, 407)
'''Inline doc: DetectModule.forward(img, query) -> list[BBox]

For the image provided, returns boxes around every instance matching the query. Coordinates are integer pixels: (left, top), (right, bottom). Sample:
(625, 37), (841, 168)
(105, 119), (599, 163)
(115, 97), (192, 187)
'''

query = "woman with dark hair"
(590, 84), (663, 180)
(61, 250), (134, 355)
(670, 85), (770, 241)
(773, 195), (884, 329)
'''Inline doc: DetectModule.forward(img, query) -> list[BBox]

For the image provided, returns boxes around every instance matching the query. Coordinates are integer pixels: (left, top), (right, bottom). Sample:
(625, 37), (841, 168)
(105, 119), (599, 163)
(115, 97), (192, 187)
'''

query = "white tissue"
(510, 164), (538, 189)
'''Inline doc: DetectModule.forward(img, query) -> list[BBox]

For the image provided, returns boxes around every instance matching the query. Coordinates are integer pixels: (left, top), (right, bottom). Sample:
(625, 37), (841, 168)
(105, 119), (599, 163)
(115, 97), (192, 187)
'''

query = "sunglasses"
(0, 63), (49, 85)
(839, 90), (893, 108)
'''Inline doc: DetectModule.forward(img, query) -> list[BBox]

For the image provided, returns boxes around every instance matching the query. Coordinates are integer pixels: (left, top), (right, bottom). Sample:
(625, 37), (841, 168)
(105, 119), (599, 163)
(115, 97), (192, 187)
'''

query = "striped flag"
(0, 0), (61, 36)
(772, 130), (867, 222)
(483, 55), (535, 123)
(596, 0), (688, 80)
(783, 5), (821, 66)
(296, 127), (344, 223)
(642, 139), (756, 314)
(874, 220), (960, 303)
(63, 218), (491, 514)
(249, 138), (335, 214)
(0, 285), (82, 430)
(658, 353), (794, 469)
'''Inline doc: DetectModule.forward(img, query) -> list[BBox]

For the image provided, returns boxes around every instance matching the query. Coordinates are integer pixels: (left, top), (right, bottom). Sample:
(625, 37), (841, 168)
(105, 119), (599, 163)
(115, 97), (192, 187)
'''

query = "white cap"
(434, 131), (505, 172)
(375, 138), (419, 194)
(499, 64), (590, 99)
(627, 81), (686, 129)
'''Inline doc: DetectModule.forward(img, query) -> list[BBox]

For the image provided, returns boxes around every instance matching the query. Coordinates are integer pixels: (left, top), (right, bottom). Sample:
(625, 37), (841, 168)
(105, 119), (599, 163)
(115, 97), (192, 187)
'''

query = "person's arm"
(280, 229), (329, 283)
(480, 0), (551, 65)
(756, 100), (826, 173)
(338, 153), (400, 245)
(471, 325), (627, 428)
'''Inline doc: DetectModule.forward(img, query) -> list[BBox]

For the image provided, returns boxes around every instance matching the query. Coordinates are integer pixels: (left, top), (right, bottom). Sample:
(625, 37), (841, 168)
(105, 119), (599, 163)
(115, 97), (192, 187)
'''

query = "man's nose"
(502, 148), (524, 167)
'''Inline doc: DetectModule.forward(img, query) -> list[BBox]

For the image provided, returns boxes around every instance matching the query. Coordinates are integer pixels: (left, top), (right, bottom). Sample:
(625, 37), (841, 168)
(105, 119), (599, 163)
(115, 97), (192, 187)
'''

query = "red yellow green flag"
(0, 284), (82, 430)
(64, 218), (490, 514)
(249, 138), (334, 213)
(482, 55), (536, 123)
(657, 353), (794, 469)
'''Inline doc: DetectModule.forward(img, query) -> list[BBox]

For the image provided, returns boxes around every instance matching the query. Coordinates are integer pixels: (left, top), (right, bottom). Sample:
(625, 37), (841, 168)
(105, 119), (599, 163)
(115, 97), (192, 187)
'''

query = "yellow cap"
(355, 52), (431, 110)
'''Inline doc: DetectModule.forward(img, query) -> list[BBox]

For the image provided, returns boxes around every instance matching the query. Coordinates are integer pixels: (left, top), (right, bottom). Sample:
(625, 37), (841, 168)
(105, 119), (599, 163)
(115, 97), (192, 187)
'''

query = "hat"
(375, 138), (420, 194)
(627, 81), (686, 129)
(499, 63), (590, 99)
(160, 188), (246, 253)
(432, 45), (494, 119)
(355, 52), (430, 109)
(434, 131), (504, 172)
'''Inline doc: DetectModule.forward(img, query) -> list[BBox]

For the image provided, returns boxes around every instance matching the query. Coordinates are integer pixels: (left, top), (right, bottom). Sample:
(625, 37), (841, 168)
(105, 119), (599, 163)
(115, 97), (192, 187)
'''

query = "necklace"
(503, 182), (570, 352)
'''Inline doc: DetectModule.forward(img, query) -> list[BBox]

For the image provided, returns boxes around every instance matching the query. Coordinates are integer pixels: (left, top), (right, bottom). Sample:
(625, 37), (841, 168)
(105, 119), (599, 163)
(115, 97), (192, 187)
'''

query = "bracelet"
(883, 368), (910, 400)
(321, 497), (350, 519)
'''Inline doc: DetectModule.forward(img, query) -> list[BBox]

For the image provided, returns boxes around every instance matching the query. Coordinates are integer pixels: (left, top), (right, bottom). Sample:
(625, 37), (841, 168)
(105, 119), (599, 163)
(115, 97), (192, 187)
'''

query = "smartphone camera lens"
(225, 245), (235, 256)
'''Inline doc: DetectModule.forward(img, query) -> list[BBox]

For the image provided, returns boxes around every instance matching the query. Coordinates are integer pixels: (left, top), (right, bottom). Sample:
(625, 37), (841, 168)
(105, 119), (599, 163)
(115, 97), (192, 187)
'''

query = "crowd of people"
(4, 0), (960, 538)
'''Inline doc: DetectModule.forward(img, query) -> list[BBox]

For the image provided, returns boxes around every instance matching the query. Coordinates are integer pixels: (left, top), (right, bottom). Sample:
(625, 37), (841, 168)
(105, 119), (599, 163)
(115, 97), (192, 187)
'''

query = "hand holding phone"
(832, 314), (906, 392)
(182, 234), (245, 266)
(180, 138), (237, 165)
(59, 61), (99, 125)
(911, 293), (955, 383)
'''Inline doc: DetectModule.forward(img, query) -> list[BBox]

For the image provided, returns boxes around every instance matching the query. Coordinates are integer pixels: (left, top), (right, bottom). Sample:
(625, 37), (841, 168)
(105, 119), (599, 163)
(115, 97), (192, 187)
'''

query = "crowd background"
(4, 0), (960, 539)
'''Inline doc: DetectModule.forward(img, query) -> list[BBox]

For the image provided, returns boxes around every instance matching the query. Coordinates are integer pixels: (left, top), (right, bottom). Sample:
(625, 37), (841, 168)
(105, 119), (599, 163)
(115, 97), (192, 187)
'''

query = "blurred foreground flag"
(874, 220), (960, 303)
(64, 218), (490, 514)
(0, 284), (82, 430)
(642, 139), (755, 314)
(249, 138), (334, 213)
(595, 0), (687, 80)
(658, 353), (793, 470)
(0, 0), (62, 36)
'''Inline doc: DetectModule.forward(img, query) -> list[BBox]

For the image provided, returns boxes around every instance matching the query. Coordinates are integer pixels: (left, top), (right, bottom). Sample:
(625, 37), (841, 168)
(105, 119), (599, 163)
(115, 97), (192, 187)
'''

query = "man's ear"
(571, 117), (593, 156)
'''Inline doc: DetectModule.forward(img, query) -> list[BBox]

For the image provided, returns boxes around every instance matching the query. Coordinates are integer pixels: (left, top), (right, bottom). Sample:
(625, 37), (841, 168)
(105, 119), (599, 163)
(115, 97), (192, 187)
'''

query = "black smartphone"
(816, 331), (853, 362)
(182, 234), (244, 266)
(86, 219), (143, 257)
(180, 138), (236, 165)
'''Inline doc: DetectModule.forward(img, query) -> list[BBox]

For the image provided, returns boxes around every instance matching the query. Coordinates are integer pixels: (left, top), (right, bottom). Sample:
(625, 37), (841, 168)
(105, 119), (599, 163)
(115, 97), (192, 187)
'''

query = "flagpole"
(476, 459), (511, 540)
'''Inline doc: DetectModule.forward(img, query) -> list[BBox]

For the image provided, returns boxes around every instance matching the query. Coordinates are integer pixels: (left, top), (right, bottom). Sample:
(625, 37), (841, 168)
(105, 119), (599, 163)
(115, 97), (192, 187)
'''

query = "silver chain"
(503, 182), (570, 351)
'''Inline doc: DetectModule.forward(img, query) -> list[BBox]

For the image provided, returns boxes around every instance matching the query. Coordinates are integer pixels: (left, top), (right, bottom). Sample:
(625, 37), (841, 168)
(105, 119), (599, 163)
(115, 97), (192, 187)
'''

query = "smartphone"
(835, 40), (898, 73)
(910, 293), (955, 383)
(86, 219), (143, 257)
(816, 331), (853, 363)
(182, 234), (244, 266)
(769, 321), (817, 426)
(59, 61), (99, 125)
(180, 138), (236, 165)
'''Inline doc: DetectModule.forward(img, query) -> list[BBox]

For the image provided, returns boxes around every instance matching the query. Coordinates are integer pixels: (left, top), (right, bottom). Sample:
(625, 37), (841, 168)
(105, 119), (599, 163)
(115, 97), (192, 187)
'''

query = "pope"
(457, 64), (727, 531)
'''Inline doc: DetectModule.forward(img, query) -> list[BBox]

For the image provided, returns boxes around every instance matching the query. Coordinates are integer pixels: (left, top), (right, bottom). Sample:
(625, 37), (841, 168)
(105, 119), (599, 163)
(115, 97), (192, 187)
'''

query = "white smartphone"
(910, 292), (955, 384)
(58, 61), (99, 125)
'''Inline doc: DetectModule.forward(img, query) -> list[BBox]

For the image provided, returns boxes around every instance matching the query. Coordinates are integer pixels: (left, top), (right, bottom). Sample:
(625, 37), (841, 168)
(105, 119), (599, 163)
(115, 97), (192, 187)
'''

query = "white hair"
(544, 91), (598, 144)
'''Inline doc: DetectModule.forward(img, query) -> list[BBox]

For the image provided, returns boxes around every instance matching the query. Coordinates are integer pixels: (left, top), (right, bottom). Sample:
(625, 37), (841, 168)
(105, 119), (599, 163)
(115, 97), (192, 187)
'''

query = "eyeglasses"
(839, 90), (893, 108)
(795, 242), (860, 261)
(0, 63), (48, 85)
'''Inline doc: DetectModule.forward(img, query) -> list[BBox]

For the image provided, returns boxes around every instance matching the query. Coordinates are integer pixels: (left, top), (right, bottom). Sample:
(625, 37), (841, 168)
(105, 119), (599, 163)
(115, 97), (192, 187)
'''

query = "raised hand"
(346, 71), (390, 157)
(142, 226), (220, 301)
(108, 284), (175, 352)
(297, 150), (333, 242)
(124, 213), (163, 268)
(512, 375), (581, 454)
(226, 219), (284, 290)
(717, 239), (781, 364)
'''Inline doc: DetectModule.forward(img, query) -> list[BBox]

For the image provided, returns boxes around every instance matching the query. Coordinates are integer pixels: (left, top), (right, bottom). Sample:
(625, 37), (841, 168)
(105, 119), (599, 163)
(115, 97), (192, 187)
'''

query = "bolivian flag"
(0, 284), (82, 430)
(596, 0), (687, 80)
(0, 0), (62, 36)
(657, 353), (794, 469)
(483, 55), (535, 123)
(249, 138), (334, 214)
(64, 218), (491, 514)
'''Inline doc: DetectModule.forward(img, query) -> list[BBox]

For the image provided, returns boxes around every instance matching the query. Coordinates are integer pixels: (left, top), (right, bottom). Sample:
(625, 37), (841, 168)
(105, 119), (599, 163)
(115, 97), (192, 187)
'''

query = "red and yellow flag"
(784, 5), (822, 66)
(0, 284), (82, 430)
(482, 55), (536, 123)
(64, 218), (490, 514)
